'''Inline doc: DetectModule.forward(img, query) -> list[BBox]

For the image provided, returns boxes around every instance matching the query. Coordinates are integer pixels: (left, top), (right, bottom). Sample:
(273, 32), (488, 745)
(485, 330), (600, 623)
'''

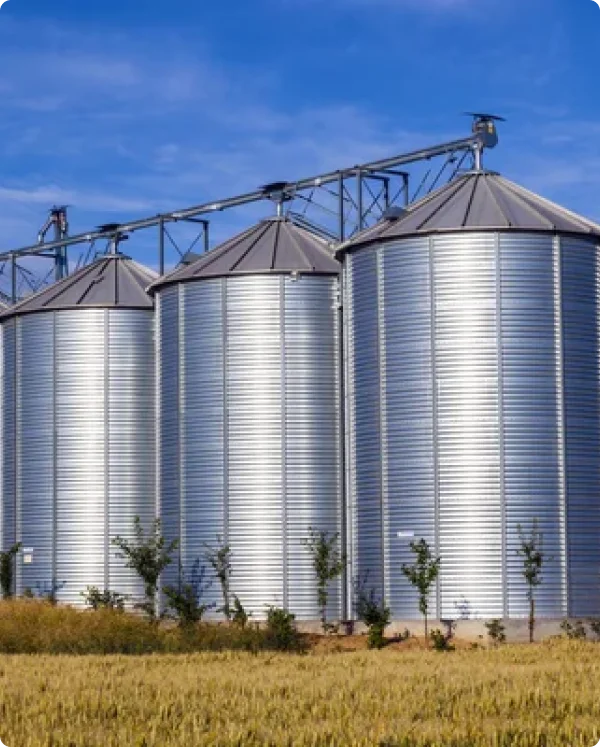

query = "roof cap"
(150, 216), (339, 292)
(337, 171), (600, 256)
(0, 254), (157, 321)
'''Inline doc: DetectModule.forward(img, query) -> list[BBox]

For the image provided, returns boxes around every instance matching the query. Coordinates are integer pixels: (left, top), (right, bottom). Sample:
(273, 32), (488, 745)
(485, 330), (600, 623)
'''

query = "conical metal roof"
(151, 217), (339, 292)
(0, 254), (157, 320)
(338, 171), (600, 256)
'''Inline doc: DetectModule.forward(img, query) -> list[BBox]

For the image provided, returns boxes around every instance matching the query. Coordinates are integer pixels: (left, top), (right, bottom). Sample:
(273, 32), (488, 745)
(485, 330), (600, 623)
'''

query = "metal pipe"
(159, 220), (165, 277)
(338, 173), (345, 243)
(0, 135), (481, 262)
(402, 174), (410, 207)
(356, 170), (364, 232)
(473, 143), (483, 172)
(53, 209), (68, 282)
(383, 178), (391, 212)
(11, 254), (17, 304)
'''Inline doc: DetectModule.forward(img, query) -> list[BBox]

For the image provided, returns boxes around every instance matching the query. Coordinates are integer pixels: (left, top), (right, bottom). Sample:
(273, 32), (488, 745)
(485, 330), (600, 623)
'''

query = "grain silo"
(339, 169), (600, 621)
(0, 254), (156, 605)
(152, 216), (342, 620)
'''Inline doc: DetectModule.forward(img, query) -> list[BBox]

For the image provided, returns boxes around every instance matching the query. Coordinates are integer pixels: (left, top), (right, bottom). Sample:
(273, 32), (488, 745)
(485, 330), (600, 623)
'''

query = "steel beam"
(0, 135), (480, 263)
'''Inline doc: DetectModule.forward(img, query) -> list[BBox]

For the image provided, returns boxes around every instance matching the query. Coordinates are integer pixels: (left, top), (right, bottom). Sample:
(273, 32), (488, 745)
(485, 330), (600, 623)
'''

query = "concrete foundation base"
(296, 618), (600, 643)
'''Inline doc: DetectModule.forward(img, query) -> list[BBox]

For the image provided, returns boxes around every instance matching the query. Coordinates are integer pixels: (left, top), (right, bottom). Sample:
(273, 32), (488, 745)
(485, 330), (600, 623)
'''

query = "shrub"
(560, 619), (587, 640)
(355, 588), (391, 649)
(0, 543), (21, 598)
(231, 595), (250, 629)
(81, 586), (127, 611)
(485, 619), (506, 645)
(265, 607), (305, 652)
(430, 628), (455, 652)
(163, 559), (213, 628)
(163, 584), (209, 627)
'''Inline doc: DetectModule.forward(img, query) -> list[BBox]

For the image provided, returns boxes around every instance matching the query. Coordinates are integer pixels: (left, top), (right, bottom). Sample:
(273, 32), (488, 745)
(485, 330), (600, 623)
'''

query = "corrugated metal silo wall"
(1, 309), (155, 605)
(344, 232), (600, 620)
(158, 274), (342, 620)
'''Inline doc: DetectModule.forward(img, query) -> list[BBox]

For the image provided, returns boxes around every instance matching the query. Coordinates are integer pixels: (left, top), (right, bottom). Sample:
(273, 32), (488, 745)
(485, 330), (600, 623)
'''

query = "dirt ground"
(307, 631), (481, 653)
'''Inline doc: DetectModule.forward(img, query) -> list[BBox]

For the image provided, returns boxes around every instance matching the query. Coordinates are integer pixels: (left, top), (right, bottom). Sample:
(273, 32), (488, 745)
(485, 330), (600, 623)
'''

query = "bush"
(81, 586), (128, 611)
(0, 543), (21, 598)
(485, 618), (506, 645)
(560, 619), (587, 640)
(231, 595), (250, 629)
(163, 560), (213, 628)
(430, 628), (455, 652)
(355, 588), (391, 649)
(265, 607), (305, 652)
(163, 583), (209, 627)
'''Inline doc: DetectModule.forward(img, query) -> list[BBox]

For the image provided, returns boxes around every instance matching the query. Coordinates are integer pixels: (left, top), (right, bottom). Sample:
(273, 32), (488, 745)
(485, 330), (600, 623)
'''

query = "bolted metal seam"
(496, 234), (508, 619)
(281, 276), (288, 611)
(554, 236), (569, 617)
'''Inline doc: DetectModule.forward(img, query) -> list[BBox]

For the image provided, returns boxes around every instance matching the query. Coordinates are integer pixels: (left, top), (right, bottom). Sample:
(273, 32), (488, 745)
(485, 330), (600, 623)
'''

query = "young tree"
(517, 520), (544, 644)
(112, 516), (178, 621)
(203, 536), (233, 621)
(231, 595), (250, 629)
(0, 543), (22, 599)
(401, 538), (441, 639)
(302, 527), (346, 634)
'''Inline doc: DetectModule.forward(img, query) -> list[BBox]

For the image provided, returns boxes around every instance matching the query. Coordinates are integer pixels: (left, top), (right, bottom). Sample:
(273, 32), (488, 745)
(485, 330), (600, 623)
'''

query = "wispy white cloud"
(0, 185), (157, 213)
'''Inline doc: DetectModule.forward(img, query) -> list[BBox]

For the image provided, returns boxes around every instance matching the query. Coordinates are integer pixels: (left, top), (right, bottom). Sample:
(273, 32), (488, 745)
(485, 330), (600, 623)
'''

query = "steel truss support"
(0, 116), (502, 302)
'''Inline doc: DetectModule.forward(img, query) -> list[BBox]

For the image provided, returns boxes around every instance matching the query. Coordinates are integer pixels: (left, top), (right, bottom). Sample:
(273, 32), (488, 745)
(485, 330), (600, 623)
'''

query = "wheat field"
(0, 640), (599, 746)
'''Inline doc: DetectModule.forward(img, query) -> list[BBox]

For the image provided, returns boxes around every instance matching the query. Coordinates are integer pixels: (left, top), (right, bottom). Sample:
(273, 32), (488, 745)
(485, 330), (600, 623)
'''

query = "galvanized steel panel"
(156, 287), (181, 593)
(2, 308), (155, 606)
(380, 238), (436, 619)
(284, 276), (342, 618)
(226, 276), (285, 614)
(500, 234), (565, 618)
(561, 237), (600, 616)
(434, 233), (502, 619)
(346, 230), (600, 620)
(18, 314), (55, 597)
(158, 274), (341, 620)
(0, 323), (17, 568)
(345, 251), (384, 603)
(182, 280), (225, 611)
(107, 311), (156, 600)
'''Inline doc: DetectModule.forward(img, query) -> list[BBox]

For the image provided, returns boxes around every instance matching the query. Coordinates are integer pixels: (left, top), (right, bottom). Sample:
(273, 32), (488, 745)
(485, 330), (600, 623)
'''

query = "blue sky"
(0, 0), (599, 273)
